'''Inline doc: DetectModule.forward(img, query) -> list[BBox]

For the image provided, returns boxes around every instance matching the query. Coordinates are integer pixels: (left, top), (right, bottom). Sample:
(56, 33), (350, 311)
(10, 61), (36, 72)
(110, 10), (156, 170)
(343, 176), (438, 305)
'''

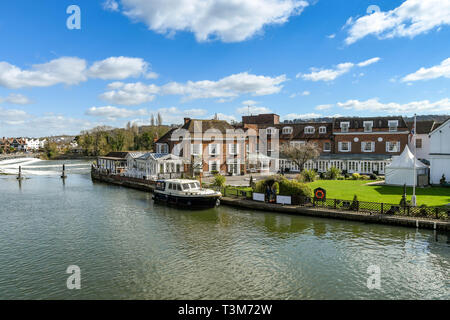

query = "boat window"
(177, 184), (182, 191)
(195, 182), (200, 189)
(168, 183), (173, 190)
(189, 183), (197, 189)
(182, 183), (190, 190)
(156, 182), (165, 191)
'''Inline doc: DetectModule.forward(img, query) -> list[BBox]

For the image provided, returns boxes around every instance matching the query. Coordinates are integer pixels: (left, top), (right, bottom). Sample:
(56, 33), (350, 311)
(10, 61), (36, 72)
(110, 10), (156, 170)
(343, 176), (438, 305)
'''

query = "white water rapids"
(0, 157), (91, 176)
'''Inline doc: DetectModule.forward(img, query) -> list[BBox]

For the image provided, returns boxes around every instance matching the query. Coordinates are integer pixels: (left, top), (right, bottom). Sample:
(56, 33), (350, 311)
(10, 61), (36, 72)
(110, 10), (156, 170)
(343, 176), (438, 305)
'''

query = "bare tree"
(280, 142), (320, 171)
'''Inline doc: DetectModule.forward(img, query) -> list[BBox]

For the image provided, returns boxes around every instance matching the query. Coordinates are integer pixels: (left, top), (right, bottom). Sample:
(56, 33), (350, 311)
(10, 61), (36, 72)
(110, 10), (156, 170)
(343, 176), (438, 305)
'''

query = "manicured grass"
(307, 180), (450, 207)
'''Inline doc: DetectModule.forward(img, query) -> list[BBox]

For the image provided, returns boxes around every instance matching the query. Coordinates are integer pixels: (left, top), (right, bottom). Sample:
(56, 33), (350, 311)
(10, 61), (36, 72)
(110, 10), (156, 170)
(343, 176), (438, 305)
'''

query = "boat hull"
(153, 192), (220, 209)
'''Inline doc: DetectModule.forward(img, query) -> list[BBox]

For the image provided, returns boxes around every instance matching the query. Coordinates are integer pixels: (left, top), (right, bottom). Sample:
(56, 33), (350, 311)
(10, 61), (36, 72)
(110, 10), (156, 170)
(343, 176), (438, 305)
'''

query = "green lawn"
(307, 180), (450, 207)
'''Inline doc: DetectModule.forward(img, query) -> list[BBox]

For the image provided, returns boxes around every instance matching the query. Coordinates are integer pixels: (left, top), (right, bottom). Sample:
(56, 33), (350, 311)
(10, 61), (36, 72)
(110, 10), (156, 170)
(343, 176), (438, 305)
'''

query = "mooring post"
(17, 166), (23, 180)
(61, 164), (67, 179)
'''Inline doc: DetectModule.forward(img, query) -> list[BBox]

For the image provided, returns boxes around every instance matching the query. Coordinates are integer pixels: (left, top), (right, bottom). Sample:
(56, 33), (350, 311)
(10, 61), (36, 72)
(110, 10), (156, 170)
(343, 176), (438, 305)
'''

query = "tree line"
(76, 115), (170, 156)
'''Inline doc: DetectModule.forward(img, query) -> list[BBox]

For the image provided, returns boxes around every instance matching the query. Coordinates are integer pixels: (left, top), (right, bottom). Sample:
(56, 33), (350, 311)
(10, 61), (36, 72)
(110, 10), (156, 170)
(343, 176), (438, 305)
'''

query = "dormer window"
(388, 120), (398, 132)
(319, 126), (326, 134)
(305, 126), (315, 134)
(363, 121), (373, 133)
(282, 127), (293, 135)
(340, 122), (350, 133)
(266, 127), (276, 135)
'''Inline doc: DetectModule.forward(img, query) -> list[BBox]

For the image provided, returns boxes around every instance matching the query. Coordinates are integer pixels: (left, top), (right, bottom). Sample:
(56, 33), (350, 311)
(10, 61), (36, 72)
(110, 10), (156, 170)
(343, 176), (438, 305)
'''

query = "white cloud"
(0, 57), (87, 89)
(214, 113), (237, 122)
(0, 93), (32, 105)
(145, 71), (159, 79)
(153, 107), (208, 124)
(336, 98), (450, 114)
(100, 82), (159, 105)
(0, 107), (28, 121)
(85, 106), (148, 120)
(101, 72), (287, 105)
(344, 0), (450, 45)
(119, 0), (309, 42)
(402, 57), (450, 82)
(327, 33), (336, 39)
(289, 90), (310, 98)
(357, 57), (380, 67)
(237, 105), (272, 115)
(282, 112), (322, 120)
(298, 57), (380, 82)
(88, 56), (150, 80)
(103, 0), (119, 11)
(0, 112), (98, 137)
(0, 56), (156, 89)
(241, 100), (259, 106)
(315, 104), (332, 110)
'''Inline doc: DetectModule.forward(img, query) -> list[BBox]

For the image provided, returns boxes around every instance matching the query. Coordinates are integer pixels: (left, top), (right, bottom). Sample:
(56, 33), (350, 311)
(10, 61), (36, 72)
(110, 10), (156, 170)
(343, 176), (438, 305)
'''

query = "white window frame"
(209, 160), (220, 173)
(386, 141), (400, 152)
(323, 142), (331, 152)
(157, 143), (169, 154)
(319, 126), (327, 134)
(191, 143), (202, 156)
(388, 120), (399, 132)
(361, 141), (375, 152)
(338, 141), (351, 152)
(363, 121), (373, 133)
(340, 122), (350, 133)
(305, 126), (315, 134)
(228, 143), (239, 155)
(209, 143), (220, 156)
(282, 127), (293, 135)
(290, 141), (305, 147)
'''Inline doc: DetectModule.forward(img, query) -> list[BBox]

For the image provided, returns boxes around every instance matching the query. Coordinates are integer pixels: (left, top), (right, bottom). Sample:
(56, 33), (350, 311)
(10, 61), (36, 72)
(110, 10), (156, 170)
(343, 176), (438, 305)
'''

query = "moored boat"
(153, 179), (221, 209)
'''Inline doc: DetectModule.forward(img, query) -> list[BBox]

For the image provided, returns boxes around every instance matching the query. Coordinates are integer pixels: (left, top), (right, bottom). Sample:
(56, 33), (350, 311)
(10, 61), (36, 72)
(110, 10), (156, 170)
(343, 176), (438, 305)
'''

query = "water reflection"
(0, 166), (448, 300)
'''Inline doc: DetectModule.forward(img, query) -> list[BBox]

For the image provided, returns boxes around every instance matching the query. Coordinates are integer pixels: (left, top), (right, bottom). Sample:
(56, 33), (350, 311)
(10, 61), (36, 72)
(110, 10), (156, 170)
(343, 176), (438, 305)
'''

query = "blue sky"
(0, 0), (449, 137)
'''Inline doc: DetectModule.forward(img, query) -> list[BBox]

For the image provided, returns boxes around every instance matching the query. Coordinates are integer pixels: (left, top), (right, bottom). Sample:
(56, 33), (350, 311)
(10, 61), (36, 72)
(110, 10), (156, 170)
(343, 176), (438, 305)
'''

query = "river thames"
(0, 158), (449, 299)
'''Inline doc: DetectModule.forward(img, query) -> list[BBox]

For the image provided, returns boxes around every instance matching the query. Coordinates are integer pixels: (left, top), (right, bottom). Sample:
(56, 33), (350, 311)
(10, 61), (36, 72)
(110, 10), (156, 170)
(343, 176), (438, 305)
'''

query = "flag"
(409, 123), (415, 142)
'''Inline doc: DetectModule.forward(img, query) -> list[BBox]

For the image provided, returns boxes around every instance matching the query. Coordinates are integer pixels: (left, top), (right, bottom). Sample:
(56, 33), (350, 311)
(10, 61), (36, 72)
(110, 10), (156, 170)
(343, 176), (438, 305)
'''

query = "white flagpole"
(412, 114), (417, 206)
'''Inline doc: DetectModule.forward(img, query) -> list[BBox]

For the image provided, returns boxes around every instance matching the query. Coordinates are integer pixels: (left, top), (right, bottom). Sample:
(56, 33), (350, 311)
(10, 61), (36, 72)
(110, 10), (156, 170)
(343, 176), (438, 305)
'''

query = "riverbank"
(91, 169), (449, 231)
(221, 197), (450, 231)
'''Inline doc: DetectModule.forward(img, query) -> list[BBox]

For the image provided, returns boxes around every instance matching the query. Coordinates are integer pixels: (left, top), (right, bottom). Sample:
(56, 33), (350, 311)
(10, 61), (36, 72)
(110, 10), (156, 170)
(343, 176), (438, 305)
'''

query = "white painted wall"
(429, 120), (450, 184)
(408, 133), (430, 160)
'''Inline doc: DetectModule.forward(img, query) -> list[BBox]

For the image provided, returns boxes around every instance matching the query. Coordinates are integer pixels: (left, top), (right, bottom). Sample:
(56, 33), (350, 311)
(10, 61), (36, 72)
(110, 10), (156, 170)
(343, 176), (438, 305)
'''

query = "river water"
(0, 158), (449, 299)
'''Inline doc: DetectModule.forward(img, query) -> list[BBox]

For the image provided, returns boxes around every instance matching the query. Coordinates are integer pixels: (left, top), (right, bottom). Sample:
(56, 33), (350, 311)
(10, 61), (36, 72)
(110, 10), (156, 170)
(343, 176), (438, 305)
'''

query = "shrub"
(210, 170), (219, 175)
(278, 179), (312, 197)
(212, 174), (226, 188)
(344, 173), (351, 179)
(319, 172), (325, 179)
(300, 169), (316, 182)
(253, 175), (311, 198)
(326, 166), (341, 180)
(337, 176), (345, 180)
(254, 180), (265, 193)
(369, 173), (378, 180)
(360, 175), (370, 180)
(440, 174), (447, 186)
(351, 173), (360, 180)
